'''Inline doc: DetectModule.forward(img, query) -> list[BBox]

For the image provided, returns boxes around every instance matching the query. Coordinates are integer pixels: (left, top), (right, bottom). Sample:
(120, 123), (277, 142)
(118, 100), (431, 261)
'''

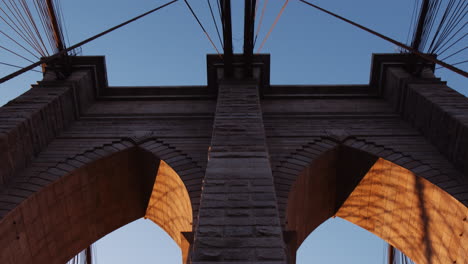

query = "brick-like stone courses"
(0, 69), (95, 185)
(382, 66), (468, 181)
(346, 137), (468, 205)
(59, 118), (212, 171)
(51, 117), (213, 214)
(0, 139), (131, 219)
(285, 151), (468, 264)
(0, 134), (201, 262)
(192, 80), (287, 263)
(269, 135), (468, 228)
(285, 148), (342, 263)
(263, 69), (468, 223)
(263, 97), (422, 214)
(145, 160), (193, 263)
(139, 139), (205, 223)
(1, 54), (467, 263)
(0, 59), (213, 227)
(336, 158), (468, 264)
(270, 139), (338, 225)
(0, 147), (157, 264)
(0, 137), (204, 224)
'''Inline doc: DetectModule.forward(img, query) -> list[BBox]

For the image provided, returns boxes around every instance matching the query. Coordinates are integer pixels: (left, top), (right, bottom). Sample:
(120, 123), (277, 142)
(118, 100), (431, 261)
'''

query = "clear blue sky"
(0, 0), (466, 263)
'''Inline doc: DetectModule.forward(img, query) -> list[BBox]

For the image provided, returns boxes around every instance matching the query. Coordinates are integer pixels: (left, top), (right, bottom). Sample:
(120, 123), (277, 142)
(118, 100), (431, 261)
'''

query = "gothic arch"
(343, 137), (468, 204)
(0, 141), (194, 264)
(138, 138), (205, 222)
(271, 138), (339, 224)
(0, 137), (204, 224)
(273, 136), (468, 226)
(284, 145), (468, 264)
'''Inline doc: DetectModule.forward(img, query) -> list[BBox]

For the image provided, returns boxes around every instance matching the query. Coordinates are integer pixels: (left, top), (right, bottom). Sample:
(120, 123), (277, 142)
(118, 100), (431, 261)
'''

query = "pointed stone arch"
(0, 140), (195, 264)
(138, 139), (205, 224)
(336, 157), (467, 264)
(284, 144), (468, 264)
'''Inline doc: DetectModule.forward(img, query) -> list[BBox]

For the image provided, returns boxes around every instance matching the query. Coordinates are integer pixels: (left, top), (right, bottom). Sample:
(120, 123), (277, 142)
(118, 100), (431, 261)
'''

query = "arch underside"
(0, 137), (205, 223)
(0, 146), (193, 264)
(286, 146), (468, 264)
(272, 136), (468, 226)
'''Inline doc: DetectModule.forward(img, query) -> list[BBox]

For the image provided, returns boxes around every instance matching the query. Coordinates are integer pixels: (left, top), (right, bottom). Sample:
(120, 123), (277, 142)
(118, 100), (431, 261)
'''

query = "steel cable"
(207, 0), (223, 49)
(256, 0), (289, 53)
(0, 0), (179, 84)
(183, 0), (222, 55)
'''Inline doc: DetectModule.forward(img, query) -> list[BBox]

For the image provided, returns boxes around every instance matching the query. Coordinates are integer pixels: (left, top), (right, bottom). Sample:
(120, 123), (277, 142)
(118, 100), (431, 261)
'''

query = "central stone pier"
(191, 56), (287, 263)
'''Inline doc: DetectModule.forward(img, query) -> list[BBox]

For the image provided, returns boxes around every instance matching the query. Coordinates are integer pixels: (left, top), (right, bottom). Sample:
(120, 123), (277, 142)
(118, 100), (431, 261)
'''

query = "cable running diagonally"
(299, 0), (467, 77)
(257, 0), (289, 52)
(437, 31), (466, 56)
(0, 44), (35, 63)
(440, 45), (467, 61)
(0, 0), (74, 77)
(408, 0), (467, 69)
(0, 4), (42, 55)
(0, 61), (41, 72)
(0, 0), (179, 84)
(1, 0), (47, 56)
(254, 0), (268, 47)
(183, 0), (222, 55)
(0, 28), (39, 58)
(207, 0), (223, 49)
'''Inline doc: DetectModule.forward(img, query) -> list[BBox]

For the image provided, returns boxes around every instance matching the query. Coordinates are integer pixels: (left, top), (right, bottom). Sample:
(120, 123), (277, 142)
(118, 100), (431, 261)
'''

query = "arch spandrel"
(285, 146), (468, 264)
(0, 145), (194, 264)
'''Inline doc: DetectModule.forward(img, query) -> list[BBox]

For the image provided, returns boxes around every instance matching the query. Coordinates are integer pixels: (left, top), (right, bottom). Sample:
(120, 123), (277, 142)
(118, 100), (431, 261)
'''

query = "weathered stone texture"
(0, 147), (157, 263)
(382, 66), (468, 176)
(0, 69), (95, 185)
(192, 80), (287, 263)
(0, 54), (466, 263)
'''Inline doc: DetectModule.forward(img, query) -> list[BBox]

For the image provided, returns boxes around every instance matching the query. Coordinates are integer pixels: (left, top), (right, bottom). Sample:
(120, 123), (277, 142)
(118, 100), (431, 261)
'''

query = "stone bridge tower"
(0, 52), (467, 264)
